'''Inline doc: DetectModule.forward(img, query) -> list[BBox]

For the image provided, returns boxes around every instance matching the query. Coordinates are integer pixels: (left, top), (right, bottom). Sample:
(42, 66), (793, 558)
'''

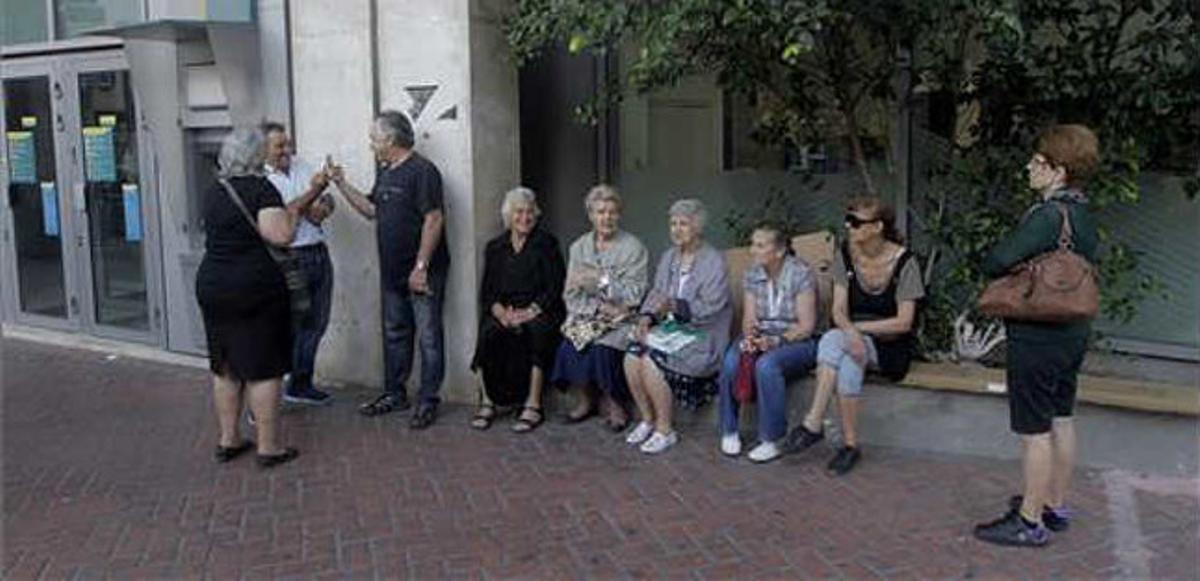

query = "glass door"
(2, 52), (162, 344)
(2, 61), (77, 329)
(73, 67), (150, 332)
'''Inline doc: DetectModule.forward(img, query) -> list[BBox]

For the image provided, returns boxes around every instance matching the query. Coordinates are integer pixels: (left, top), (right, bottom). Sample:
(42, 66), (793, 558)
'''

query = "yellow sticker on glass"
(99, 115), (118, 127)
(20, 116), (37, 128)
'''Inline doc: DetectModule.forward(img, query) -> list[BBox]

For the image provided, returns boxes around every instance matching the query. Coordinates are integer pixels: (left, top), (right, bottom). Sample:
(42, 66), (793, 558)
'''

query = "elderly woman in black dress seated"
(470, 187), (567, 432)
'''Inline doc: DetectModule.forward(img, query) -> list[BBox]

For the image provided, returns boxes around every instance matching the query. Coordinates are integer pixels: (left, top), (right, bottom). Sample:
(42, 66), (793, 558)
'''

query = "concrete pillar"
(291, 0), (519, 402)
(122, 38), (196, 353)
(207, 25), (264, 126)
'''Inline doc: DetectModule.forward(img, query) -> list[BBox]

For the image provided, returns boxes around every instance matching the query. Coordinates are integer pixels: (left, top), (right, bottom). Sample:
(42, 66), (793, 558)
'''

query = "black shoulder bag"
(217, 178), (312, 327)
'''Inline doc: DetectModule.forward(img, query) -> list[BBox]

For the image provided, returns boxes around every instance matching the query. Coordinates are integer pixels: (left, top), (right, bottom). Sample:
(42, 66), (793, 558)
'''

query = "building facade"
(2, 1), (1195, 401)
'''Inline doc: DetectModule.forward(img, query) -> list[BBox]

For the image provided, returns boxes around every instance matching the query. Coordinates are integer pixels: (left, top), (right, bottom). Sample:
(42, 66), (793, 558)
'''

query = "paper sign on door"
(122, 184), (142, 242)
(40, 182), (60, 237)
(6, 131), (37, 184)
(83, 126), (117, 183)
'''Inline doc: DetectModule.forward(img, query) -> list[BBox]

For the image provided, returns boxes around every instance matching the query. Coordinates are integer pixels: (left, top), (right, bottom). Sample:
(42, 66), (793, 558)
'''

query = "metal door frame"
(1, 56), (82, 333)
(58, 51), (164, 345)
(1, 50), (164, 346)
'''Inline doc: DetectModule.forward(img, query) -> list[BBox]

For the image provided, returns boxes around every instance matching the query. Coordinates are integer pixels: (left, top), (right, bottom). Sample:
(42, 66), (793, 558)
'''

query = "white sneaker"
(720, 433), (742, 456)
(625, 421), (654, 445)
(639, 431), (678, 454)
(748, 441), (782, 463)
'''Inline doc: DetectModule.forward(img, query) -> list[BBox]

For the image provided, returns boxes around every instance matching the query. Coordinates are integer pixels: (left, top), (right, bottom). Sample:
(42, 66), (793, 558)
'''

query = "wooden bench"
(723, 232), (1199, 417)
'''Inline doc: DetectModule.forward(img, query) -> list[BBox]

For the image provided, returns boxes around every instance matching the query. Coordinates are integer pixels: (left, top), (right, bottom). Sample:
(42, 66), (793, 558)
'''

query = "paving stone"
(3, 338), (1197, 579)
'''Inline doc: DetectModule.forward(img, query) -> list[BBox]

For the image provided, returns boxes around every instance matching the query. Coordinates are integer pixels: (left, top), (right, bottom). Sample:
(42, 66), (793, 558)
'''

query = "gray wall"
(292, 0), (520, 401)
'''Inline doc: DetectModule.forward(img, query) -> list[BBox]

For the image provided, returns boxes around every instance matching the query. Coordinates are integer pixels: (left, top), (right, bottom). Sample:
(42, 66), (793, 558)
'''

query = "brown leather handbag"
(978, 203), (1099, 322)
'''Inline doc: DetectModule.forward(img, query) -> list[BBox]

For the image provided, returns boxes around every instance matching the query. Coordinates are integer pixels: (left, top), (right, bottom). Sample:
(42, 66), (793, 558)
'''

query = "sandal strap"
(362, 394), (398, 413)
(517, 407), (543, 422)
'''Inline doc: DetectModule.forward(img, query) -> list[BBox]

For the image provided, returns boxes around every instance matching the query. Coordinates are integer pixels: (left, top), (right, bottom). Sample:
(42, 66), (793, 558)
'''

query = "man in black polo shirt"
(330, 110), (449, 429)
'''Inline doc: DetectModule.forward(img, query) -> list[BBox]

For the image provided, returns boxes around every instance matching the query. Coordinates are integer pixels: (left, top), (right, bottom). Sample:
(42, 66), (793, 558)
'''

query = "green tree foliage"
(506, 0), (1199, 356)
(911, 0), (1198, 352)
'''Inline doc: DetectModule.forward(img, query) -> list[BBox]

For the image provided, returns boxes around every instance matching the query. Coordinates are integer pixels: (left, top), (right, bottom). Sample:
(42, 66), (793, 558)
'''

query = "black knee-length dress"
(195, 176), (292, 381)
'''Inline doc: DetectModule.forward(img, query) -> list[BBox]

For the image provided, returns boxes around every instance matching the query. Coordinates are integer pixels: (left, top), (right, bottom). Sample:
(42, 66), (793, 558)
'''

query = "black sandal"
(512, 406), (544, 433)
(604, 415), (629, 433)
(359, 393), (410, 417)
(471, 404), (497, 430)
(257, 447), (300, 468)
(214, 440), (253, 463)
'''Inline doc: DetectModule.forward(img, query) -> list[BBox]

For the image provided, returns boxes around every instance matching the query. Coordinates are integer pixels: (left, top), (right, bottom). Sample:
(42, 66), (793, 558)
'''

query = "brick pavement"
(3, 338), (1198, 579)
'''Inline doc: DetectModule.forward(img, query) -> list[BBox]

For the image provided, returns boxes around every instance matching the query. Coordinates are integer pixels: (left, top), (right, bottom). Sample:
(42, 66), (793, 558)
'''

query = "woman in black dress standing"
(470, 187), (566, 432)
(195, 127), (324, 467)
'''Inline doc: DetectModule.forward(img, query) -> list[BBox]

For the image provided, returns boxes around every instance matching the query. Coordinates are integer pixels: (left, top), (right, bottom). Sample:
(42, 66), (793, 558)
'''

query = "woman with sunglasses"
(783, 198), (924, 475)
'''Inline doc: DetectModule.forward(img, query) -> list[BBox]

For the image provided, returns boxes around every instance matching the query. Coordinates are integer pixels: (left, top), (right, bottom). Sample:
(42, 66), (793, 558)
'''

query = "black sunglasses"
(844, 214), (880, 228)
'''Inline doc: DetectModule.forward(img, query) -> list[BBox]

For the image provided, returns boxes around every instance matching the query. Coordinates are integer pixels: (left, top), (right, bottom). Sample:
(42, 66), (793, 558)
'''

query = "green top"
(982, 191), (1099, 342)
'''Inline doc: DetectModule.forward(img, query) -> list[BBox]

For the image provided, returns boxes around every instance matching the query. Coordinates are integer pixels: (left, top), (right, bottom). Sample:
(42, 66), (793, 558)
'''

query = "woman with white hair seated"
(470, 187), (566, 432)
(195, 126), (325, 468)
(624, 198), (733, 454)
(551, 185), (649, 431)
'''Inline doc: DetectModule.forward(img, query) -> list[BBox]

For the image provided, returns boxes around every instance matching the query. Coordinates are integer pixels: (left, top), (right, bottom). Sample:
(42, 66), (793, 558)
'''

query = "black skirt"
(196, 287), (292, 382)
(472, 314), (560, 406)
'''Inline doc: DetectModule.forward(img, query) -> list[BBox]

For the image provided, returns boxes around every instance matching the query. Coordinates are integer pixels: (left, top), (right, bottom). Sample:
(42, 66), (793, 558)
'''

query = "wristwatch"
(414, 259), (428, 271)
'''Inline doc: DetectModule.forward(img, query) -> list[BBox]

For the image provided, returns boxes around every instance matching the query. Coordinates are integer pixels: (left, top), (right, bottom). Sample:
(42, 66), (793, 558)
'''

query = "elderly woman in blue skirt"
(624, 199), (733, 454)
(717, 224), (819, 463)
(551, 185), (649, 430)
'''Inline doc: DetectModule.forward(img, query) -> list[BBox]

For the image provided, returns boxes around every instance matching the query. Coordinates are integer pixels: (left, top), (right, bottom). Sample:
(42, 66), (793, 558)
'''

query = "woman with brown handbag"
(973, 124), (1101, 547)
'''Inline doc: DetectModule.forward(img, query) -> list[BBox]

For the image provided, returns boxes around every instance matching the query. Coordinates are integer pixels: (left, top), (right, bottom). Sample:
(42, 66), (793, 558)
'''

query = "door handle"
(73, 182), (86, 214)
(53, 81), (63, 101)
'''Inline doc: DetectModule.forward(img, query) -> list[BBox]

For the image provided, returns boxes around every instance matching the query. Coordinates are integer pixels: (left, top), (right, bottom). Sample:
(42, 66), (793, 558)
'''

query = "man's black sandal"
(359, 393), (410, 417)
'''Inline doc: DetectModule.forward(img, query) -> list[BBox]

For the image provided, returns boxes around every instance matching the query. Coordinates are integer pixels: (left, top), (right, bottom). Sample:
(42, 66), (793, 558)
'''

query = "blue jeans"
(816, 329), (878, 397)
(718, 336), (818, 442)
(290, 244), (333, 392)
(382, 272), (446, 407)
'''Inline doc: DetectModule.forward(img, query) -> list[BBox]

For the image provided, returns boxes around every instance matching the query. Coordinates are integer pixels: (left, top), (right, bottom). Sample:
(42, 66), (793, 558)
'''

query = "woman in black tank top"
(784, 198), (924, 476)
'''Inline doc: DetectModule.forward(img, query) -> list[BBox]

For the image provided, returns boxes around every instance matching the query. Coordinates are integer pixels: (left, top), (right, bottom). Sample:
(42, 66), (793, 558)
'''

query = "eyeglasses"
(1029, 155), (1057, 170)
(844, 214), (880, 229)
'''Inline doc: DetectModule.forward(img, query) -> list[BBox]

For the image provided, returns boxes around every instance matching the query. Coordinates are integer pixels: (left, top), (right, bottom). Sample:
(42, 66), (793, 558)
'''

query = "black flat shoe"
(215, 440), (254, 463)
(562, 408), (597, 424)
(257, 447), (300, 468)
(604, 416), (629, 433)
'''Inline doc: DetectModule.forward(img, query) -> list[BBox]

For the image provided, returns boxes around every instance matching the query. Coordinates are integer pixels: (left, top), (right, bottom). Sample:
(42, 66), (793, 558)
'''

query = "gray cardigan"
(563, 230), (650, 350)
(640, 242), (732, 377)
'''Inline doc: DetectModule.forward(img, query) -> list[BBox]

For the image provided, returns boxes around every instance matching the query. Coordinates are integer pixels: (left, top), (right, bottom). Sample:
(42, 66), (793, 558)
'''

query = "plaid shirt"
(743, 255), (814, 336)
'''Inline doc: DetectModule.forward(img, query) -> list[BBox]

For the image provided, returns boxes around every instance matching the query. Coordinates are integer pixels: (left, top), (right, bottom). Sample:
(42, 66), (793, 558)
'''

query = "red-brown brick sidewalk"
(3, 338), (1198, 579)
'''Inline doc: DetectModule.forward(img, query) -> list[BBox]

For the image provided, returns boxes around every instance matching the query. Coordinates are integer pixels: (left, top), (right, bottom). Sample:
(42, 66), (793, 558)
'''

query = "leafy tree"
(910, 0), (1198, 354)
(506, 0), (1199, 358)
(507, 0), (904, 195)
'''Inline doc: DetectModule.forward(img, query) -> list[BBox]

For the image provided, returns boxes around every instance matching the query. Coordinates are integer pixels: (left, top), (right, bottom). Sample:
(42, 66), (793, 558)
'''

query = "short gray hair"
(584, 184), (622, 213)
(669, 198), (707, 232)
(501, 186), (541, 228)
(375, 110), (415, 149)
(218, 127), (266, 178)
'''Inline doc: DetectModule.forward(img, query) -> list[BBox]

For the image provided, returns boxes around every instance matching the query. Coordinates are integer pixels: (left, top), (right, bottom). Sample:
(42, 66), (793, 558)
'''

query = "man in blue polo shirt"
(329, 111), (449, 429)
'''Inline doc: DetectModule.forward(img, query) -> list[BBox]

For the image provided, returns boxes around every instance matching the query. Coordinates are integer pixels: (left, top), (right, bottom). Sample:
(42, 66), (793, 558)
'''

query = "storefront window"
(2, 0), (50, 46)
(55, 0), (142, 39)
